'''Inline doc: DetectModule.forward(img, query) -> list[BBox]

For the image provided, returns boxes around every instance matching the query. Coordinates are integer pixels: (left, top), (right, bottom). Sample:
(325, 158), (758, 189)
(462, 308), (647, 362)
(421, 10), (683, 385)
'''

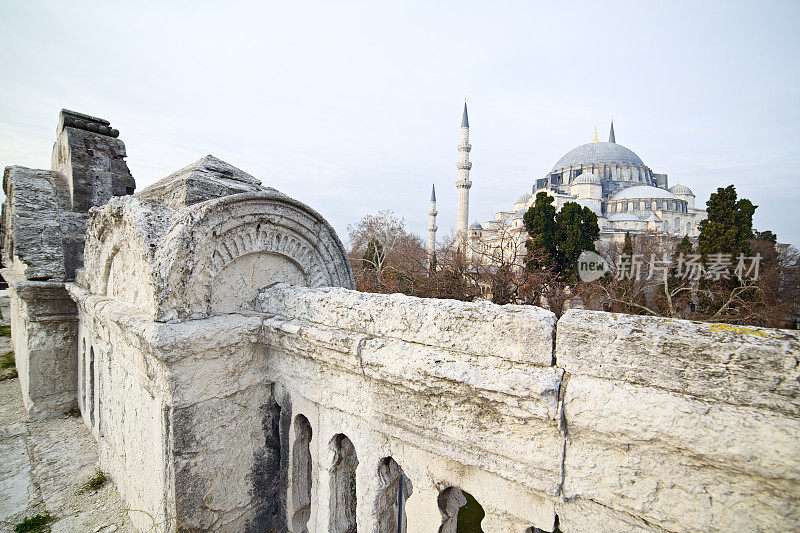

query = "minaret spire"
(427, 183), (438, 272)
(609, 120), (616, 143)
(456, 102), (472, 255)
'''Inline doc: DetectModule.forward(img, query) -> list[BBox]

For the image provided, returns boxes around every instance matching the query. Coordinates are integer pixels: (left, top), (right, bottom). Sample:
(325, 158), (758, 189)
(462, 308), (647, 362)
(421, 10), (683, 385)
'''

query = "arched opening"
(374, 457), (412, 533)
(329, 434), (358, 533)
(437, 487), (485, 533)
(88, 347), (95, 426)
(292, 415), (313, 533)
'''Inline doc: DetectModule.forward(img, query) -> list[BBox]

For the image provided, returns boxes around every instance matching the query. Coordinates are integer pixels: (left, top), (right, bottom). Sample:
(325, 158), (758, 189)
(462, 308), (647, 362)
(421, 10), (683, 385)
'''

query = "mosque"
(427, 103), (708, 266)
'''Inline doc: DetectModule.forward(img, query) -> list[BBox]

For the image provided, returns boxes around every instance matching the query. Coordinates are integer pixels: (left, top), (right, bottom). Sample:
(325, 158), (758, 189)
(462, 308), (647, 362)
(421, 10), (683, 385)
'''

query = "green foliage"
(676, 235), (693, 256)
(753, 229), (778, 243)
(0, 350), (16, 380)
(554, 202), (599, 279)
(1, 350), (14, 369)
(622, 231), (633, 256)
(523, 193), (599, 280)
(523, 192), (557, 267)
(78, 468), (107, 493)
(698, 185), (756, 257)
(0, 324), (10, 337)
(14, 512), (52, 532)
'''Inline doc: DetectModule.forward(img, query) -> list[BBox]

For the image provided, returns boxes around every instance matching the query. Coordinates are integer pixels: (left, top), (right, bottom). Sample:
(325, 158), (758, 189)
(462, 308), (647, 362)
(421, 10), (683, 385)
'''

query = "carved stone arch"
(156, 191), (354, 320)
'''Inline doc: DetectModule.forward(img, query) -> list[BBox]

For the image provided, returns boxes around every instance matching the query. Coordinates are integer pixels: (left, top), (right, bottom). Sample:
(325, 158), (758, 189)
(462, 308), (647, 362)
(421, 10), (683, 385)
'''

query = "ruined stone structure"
(2, 111), (799, 532)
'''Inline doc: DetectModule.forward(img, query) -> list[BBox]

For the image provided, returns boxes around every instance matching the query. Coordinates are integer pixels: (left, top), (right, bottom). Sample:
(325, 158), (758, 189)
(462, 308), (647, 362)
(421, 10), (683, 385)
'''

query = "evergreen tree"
(523, 194), (599, 279)
(698, 185), (756, 257)
(523, 192), (557, 269)
(554, 202), (599, 278)
(676, 235), (693, 256)
(622, 231), (634, 257)
(753, 229), (777, 243)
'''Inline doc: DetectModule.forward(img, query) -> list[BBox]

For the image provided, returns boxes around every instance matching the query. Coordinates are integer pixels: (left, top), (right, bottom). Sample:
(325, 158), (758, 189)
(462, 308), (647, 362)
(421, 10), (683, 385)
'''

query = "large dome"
(551, 142), (645, 172)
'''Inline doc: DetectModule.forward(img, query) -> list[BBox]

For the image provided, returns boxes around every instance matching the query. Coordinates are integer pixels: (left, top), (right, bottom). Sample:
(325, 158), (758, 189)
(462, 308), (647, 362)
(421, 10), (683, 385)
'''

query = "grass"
(1, 350), (14, 369)
(0, 350), (16, 380)
(14, 512), (53, 532)
(78, 468), (107, 494)
(0, 324), (11, 337)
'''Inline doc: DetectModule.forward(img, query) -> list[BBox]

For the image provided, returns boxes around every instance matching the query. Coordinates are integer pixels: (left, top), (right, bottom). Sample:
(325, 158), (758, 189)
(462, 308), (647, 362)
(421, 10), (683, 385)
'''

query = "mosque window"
(651, 201), (657, 210)
(674, 217), (680, 232)
(628, 202), (634, 211)
(686, 222), (692, 235)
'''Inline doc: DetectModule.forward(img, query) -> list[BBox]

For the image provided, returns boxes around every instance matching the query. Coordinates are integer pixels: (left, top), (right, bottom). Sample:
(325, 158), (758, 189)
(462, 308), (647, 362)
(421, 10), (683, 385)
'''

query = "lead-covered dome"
(552, 142), (645, 172)
(669, 183), (694, 196)
(571, 171), (601, 185)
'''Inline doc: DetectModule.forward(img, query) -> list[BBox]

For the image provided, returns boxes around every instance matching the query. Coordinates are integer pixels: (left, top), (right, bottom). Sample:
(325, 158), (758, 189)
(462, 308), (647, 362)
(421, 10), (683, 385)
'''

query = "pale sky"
(1, 1), (799, 247)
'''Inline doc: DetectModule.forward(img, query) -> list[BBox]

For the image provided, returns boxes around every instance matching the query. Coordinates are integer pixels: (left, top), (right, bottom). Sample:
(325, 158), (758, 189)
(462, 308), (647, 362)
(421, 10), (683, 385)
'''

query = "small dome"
(669, 183), (694, 196)
(469, 222), (483, 230)
(572, 171), (601, 185)
(516, 192), (532, 204)
(611, 185), (676, 201)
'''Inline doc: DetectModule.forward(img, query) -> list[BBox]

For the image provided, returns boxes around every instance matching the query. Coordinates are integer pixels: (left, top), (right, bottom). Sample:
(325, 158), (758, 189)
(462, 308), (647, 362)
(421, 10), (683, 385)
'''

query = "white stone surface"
(258, 284), (556, 366)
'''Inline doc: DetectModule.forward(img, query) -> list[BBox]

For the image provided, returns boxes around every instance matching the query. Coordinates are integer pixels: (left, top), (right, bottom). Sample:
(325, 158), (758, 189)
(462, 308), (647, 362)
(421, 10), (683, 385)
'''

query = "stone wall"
(4, 110), (799, 532)
(1, 111), (135, 419)
(556, 311), (800, 532)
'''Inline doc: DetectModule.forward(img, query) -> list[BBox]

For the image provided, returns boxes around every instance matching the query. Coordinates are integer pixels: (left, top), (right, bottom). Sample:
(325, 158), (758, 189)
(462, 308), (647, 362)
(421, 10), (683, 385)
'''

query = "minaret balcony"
(457, 161), (473, 170)
(458, 143), (472, 152)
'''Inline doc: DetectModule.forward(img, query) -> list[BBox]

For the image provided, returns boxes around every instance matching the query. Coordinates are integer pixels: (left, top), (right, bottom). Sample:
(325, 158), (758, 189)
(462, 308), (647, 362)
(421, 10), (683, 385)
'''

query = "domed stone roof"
(611, 185), (675, 200)
(551, 142), (645, 172)
(516, 192), (532, 204)
(469, 222), (483, 230)
(669, 183), (694, 196)
(571, 171), (601, 185)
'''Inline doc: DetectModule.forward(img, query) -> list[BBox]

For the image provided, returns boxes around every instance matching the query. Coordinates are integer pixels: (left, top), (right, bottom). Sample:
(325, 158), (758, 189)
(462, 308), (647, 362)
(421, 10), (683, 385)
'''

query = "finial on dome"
(592, 126), (599, 143)
(461, 101), (469, 128)
(609, 120), (616, 143)
(431, 183), (436, 202)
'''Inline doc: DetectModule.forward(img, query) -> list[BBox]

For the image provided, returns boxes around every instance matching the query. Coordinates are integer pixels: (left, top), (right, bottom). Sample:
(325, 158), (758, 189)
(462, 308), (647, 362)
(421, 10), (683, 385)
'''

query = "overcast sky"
(1, 1), (798, 248)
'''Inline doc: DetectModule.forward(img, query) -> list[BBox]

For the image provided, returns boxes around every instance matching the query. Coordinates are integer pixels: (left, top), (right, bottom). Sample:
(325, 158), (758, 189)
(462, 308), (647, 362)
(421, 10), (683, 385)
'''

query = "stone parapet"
(556, 309), (800, 532)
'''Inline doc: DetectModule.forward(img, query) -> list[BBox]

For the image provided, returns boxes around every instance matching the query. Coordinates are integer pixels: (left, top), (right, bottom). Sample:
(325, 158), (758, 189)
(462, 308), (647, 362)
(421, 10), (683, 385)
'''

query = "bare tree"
(347, 210), (427, 293)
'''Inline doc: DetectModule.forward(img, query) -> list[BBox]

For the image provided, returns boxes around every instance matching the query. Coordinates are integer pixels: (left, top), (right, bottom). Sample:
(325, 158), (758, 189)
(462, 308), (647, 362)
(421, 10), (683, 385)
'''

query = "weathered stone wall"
(1, 109), (135, 419)
(556, 311), (800, 532)
(5, 109), (799, 533)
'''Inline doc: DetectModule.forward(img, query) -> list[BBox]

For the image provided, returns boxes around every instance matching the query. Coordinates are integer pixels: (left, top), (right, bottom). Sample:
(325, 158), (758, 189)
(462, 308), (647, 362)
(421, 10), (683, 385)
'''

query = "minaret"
(456, 102), (472, 253)
(609, 120), (616, 143)
(427, 183), (438, 272)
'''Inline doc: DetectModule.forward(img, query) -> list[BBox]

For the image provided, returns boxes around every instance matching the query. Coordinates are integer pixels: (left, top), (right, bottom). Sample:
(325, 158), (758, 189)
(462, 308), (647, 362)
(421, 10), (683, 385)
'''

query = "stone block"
(556, 309), (800, 416)
(258, 284), (556, 365)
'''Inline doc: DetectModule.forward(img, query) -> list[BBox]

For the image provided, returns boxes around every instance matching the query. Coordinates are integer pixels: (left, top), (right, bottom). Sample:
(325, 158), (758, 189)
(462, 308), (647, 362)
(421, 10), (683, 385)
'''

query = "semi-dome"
(611, 185), (676, 200)
(551, 142), (645, 172)
(571, 171), (601, 185)
(516, 192), (532, 204)
(669, 183), (694, 196)
(511, 208), (527, 220)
